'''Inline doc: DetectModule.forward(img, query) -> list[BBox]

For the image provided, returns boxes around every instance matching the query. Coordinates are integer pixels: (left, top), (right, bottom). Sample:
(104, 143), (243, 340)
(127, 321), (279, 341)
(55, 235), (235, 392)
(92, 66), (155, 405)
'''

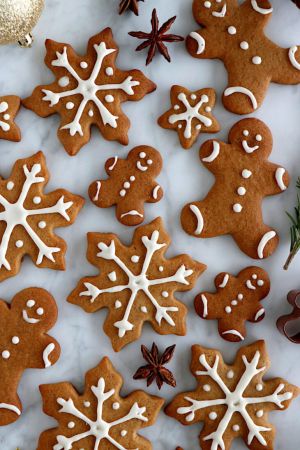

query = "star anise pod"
(133, 342), (176, 389)
(119, 0), (144, 15)
(129, 9), (184, 65)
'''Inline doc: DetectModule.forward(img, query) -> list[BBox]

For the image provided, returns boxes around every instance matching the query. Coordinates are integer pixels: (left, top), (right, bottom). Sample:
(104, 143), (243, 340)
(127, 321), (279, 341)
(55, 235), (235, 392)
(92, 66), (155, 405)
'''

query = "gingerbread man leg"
(0, 368), (21, 425)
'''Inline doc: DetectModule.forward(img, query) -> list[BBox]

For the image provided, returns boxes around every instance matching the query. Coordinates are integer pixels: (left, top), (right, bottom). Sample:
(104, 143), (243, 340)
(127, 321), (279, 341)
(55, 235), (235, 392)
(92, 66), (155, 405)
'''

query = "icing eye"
(257, 280), (264, 286)
(256, 134), (262, 142)
(147, 159), (153, 165)
(139, 152), (146, 158)
(36, 307), (44, 316)
(252, 274), (258, 280)
(27, 300), (35, 308)
(243, 130), (249, 137)
(204, 1), (212, 8)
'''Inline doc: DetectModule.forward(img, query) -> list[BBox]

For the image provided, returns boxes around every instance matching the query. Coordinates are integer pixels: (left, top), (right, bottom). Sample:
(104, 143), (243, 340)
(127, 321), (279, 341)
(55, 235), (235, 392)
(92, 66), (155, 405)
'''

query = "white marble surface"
(0, 0), (300, 448)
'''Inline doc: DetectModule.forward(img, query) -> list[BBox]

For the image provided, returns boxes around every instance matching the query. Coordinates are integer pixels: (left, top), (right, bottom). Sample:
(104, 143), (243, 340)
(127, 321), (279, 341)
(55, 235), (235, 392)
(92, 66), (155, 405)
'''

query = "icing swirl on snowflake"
(42, 42), (140, 136)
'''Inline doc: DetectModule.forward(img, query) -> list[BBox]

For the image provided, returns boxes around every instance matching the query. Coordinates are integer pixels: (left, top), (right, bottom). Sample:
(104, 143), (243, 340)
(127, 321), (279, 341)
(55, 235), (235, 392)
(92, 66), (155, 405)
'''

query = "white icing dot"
(33, 196), (41, 204)
(205, 106), (212, 112)
(131, 255), (139, 263)
(196, 124), (202, 130)
(237, 187), (246, 196)
(27, 300), (35, 308)
(80, 61), (88, 69)
(231, 300), (238, 306)
(240, 41), (249, 50)
(233, 203), (243, 213)
(3, 114), (10, 121)
(257, 280), (264, 286)
(252, 274), (258, 280)
(225, 306), (232, 314)
(147, 159), (153, 165)
(115, 300), (122, 309)
(256, 409), (264, 418)
(191, 94), (197, 100)
(130, 176), (135, 182)
(108, 271), (117, 282)
(38, 221), (46, 229)
(209, 412), (217, 420)
(68, 421), (75, 429)
(232, 424), (240, 432)
(58, 76), (70, 87)
(256, 134), (262, 142)
(6, 181), (14, 191)
(178, 124), (183, 129)
(204, 1), (211, 7)
(139, 152), (146, 158)
(88, 109), (94, 117)
(238, 293), (244, 300)
(256, 384), (263, 392)
(228, 26), (237, 35)
(113, 402), (120, 410)
(66, 102), (74, 110)
(242, 169), (252, 179)
(121, 430), (127, 437)
(2, 350), (10, 359)
(15, 240), (23, 248)
(105, 95), (114, 103)
(120, 190), (126, 197)
(203, 384), (211, 392)
(243, 130), (249, 137)
(141, 306), (148, 313)
(252, 56), (262, 65)
(106, 67), (113, 76)
(84, 401), (91, 407)
(162, 291), (169, 298)
(37, 307), (44, 316)
(124, 182), (130, 189)
(174, 105), (180, 110)
(12, 336), (20, 345)
(159, 266), (164, 272)
(227, 370), (234, 379)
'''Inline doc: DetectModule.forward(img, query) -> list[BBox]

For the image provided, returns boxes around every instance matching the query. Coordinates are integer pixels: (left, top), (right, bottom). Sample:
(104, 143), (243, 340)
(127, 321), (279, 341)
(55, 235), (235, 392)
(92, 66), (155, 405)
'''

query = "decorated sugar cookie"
(166, 341), (300, 450)
(158, 86), (220, 149)
(23, 28), (156, 156)
(195, 266), (270, 342)
(37, 357), (163, 450)
(68, 217), (206, 351)
(89, 146), (163, 226)
(0, 151), (84, 282)
(187, 0), (300, 114)
(0, 288), (60, 426)
(181, 118), (290, 259)
(0, 96), (21, 142)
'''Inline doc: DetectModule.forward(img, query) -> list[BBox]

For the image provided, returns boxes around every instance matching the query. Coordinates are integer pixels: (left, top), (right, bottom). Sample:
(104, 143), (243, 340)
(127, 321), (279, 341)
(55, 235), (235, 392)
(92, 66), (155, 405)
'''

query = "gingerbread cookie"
(0, 151), (84, 282)
(89, 146), (163, 226)
(0, 96), (21, 142)
(166, 341), (300, 450)
(37, 356), (163, 450)
(277, 290), (300, 344)
(22, 28), (156, 156)
(186, 0), (300, 114)
(195, 267), (270, 342)
(158, 86), (220, 149)
(0, 287), (60, 426)
(181, 118), (290, 259)
(68, 217), (205, 351)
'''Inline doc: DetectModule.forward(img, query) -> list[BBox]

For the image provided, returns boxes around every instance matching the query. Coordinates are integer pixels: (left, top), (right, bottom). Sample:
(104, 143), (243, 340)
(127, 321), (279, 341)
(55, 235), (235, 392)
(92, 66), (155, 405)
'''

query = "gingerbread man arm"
(26, 335), (60, 369)
(271, 46), (300, 84)
(199, 139), (231, 172)
(186, 28), (225, 60)
(260, 162), (290, 196)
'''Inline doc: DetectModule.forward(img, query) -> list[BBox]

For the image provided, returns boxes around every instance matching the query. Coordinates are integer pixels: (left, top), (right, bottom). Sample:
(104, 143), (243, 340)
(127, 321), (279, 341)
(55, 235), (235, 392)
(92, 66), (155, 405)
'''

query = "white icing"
(89, 109), (94, 117)
(15, 240), (23, 248)
(2, 350), (10, 359)
(115, 300), (122, 309)
(58, 76), (70, 87)
(212, 4), (227, 17)
(120, 210), (143, 219)
(242, 140), (259, 153)
(252, 56), (262, 65)
(256, 384), (263, 391)
(256, 135), (262, 142)
(0, 162), (73, 270)
(219, 274), (229, 288)
(275, 168), (287, 191)
(137, 159), (152, 172)
(108, 157), (118, 171)
(202, 141), (220, 163)
(168, 93), (212, 139)
(3, 114), (10, 121)
(251, 0), (273, 14)
(68, 421), (75, 429)
(106, 67), (113, 76)
(190, 204), (204, 235)
(252, 274), (257, 280)
(257, 280), (264, 286)
(42, 43), (140, 136)
(33, 196), (41, 204)
(225, 306), (232, 314)
(242, 169), (252, 179)
(37, 307), (44, 315)
(7, 181), (14, 190)
(209, 412), (218, 420)
(237, 187), (246, 196)
(152, 185), (161, 200)
(257, 231), (276, 259)
(54, 377), (148, 449)
(231, 300), (238, 306)
(80, 61), (88, 69)
(240, 41), (249, 50)
(105, 95), (114, 103)
(66, 102), (74, 110)
(224, 87), (258, 110)
(189, 32), (205, 55)
(84, 401), (91, 407)
(121, 430), (127, 437)
(141, 306), (148, 313)
(203, 384), (211, 392)
(232, 424), (240, 432)
(139, 152), (146, 158)
(93, 181), (102, 201)
(162, 291), (169, 298)
(12, 336), (19, 344)
(131, 255), (140, 263)
(254, 308), (265, 321)
(289, 46), (300, 70)
(204, 1), (211, 7)
(22, 310), (40, 324)
(0, 102), (10, 132)
(0, 403), (21, 416)
(178, 351), (293, 447)
(233, 204), (243, 213)
(246, 280), (256, 290)
(43, 343), (55, 368)
(222, 330), (244, 340)
(227, 370), (234, 379)
(27, 300), (35, 307)
(227, 26), (237, 35)
(108, 271), (117, 282)
(238, 294), (243, 300)
(256, 409), (264, 418)
(38, 221), (46, 229)
(201, 294), (208, 318)
(120, 190), (126, 197)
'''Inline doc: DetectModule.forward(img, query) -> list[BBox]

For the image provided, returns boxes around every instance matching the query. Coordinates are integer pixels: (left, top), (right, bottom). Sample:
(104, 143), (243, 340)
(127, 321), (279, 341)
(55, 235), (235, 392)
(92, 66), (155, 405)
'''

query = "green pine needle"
(284, 177), (300, 270)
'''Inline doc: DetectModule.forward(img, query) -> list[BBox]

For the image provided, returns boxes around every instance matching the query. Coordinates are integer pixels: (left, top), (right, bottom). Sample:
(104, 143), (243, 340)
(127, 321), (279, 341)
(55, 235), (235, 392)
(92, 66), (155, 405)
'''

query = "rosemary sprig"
(284, 177), (300, 270)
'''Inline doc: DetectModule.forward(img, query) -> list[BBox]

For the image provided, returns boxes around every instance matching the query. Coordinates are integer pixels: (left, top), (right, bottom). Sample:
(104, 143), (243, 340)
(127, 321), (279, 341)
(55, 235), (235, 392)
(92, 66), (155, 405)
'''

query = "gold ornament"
(0, 0), (44, 47)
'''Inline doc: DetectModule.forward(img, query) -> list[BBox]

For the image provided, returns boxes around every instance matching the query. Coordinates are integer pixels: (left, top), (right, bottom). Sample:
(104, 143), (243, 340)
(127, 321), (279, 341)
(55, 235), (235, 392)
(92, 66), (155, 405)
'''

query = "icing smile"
(22, 310), (41, 324)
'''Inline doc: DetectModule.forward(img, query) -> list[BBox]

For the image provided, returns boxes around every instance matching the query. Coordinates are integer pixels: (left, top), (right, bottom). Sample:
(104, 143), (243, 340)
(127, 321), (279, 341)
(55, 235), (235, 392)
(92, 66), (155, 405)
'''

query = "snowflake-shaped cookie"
(166, 341), (300, 450)
(23, 28), (156, 156)
(187, 0), (300, 114)
(158, 86), (220, 149)
(0, 151), (84, 282)
(0, 96), (21, 142)
(68, 218), (205, 351)
(37, 357), (164, 450)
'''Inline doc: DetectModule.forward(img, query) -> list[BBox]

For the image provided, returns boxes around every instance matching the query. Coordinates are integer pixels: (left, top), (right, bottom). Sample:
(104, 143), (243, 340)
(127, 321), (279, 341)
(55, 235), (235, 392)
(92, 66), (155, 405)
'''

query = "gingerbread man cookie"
(158, 86), (220, 149)
(186, 0), (300, 114)
(0, 96), (21, 142)
(195, 266), (270, 342)
(89, 146), (163, 226)
(23, 28), (156, 156)
(37, 357), (163, 450)
(166, 341), (300, 450)
(181, 118), (290, 259)
(0, 287), (60, 426)
(68, 217), (205, 351)
(0, 151), (84, 282)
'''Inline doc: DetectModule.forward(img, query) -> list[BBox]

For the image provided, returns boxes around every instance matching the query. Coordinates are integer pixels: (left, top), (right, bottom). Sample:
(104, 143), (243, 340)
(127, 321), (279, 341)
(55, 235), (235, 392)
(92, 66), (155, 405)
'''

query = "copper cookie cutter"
(277, 290), (300, 343)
